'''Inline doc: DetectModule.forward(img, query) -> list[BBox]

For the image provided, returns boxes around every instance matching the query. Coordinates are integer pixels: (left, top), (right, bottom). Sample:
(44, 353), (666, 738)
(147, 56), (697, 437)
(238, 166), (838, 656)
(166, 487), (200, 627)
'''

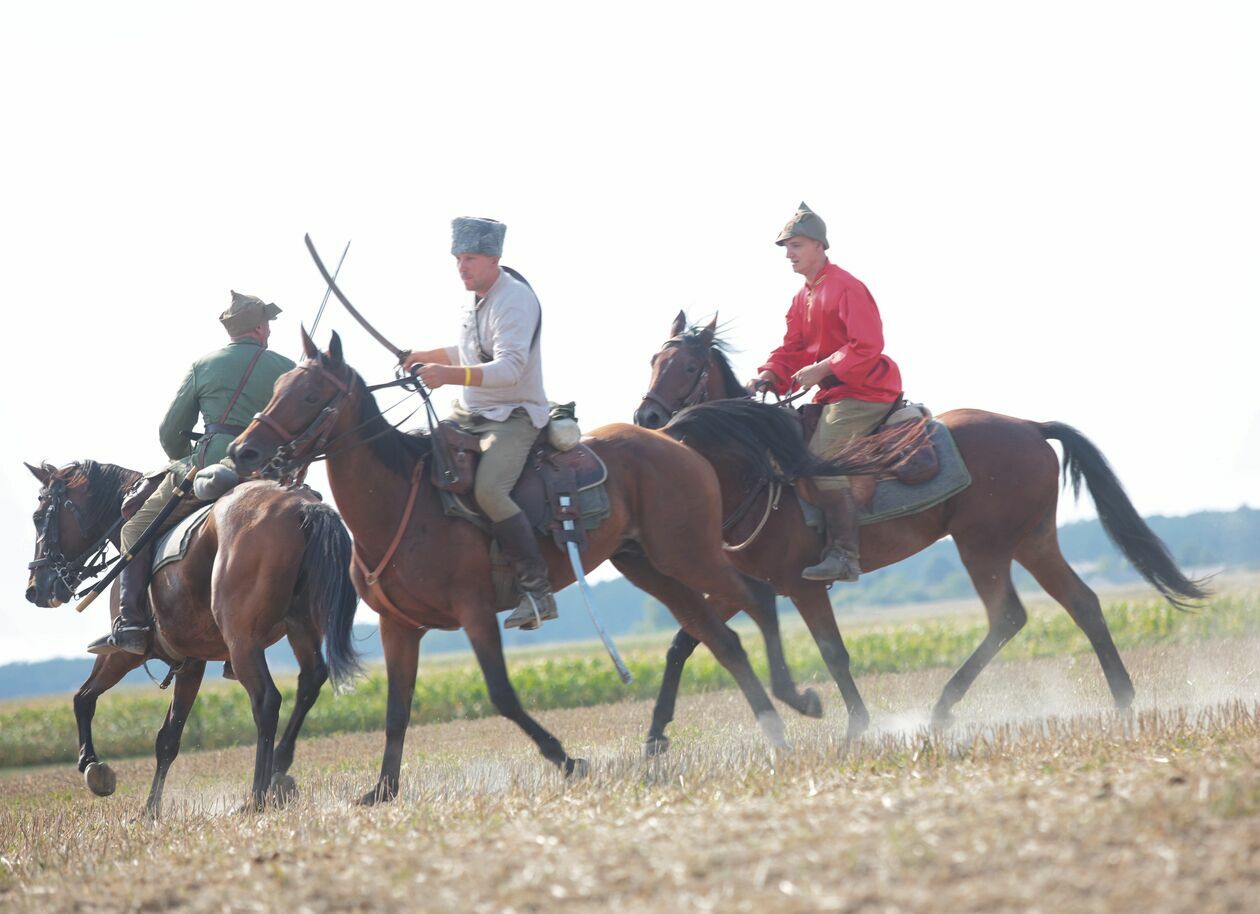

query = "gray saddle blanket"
(151, 502), (214, 574)
(800, 419), (971, 528)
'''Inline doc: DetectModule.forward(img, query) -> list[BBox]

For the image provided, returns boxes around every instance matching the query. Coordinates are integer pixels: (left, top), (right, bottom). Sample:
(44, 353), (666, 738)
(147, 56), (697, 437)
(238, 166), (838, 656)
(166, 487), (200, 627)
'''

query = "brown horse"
(632, 312), (1207, 749)
(25, 460), (360, 816)
(227, 330), (903, 803)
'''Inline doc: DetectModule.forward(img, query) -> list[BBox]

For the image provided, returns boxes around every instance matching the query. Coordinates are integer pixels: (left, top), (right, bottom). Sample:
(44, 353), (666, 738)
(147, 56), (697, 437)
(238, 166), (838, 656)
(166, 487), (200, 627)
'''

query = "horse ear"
(25, 461), (50, 484)
(328, 330), (344, 366)
(697, 313), (718, 348)
(300, 324), (319, 360)
(670, 310), (687, 338)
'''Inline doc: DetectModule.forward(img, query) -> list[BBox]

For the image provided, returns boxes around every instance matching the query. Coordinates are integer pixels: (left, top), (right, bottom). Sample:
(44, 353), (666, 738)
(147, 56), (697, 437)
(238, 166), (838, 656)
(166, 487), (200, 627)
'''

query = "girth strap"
(351, 460), (426, 629)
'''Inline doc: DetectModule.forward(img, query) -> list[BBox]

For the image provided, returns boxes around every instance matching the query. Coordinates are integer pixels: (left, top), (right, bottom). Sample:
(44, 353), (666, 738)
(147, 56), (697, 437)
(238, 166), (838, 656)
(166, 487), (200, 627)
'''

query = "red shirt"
(758, 261), (902, 404)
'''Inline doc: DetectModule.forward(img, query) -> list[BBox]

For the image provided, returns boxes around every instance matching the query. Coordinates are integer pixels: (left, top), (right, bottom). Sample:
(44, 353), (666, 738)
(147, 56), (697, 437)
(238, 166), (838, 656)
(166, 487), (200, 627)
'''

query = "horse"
(226, 330), (907, 803)
(632, 312), (1207, 749)
(24, 459), (360, 816)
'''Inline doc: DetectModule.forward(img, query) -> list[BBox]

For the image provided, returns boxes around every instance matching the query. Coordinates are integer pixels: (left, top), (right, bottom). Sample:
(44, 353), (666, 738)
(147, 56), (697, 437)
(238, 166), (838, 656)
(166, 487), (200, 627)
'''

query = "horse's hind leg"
(75, 652), (145, 796)
(271, 618), (329, 795)
(463, 608), (588, 776)
(612, 552), (788, 750)
(790, 585), (869, 740)
(143, 660), (206, 820)
(1017, 528), (1135, 709)
(230, 645), (283, 810)
(932, 543), (1027, 728)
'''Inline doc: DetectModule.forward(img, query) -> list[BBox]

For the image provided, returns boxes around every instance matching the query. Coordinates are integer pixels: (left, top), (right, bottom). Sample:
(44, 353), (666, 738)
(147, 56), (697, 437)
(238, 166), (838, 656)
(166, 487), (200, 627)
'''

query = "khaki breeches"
(119, 473), (200, 554)
(450, 405), (542, 523)
(807, 398), (893, 492)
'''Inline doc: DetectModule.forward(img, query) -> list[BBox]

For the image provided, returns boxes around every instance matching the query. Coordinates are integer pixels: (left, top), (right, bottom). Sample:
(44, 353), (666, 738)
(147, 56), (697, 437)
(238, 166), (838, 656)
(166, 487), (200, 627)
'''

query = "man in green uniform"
(88, 292), (297, 655)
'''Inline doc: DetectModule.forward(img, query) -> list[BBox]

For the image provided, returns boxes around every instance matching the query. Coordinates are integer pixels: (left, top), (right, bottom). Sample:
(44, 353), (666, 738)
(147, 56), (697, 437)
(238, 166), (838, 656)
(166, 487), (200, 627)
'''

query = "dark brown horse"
(632, 312), (1206, 749)
(227, 331), (903, 802)
(25, 460), (359, 816)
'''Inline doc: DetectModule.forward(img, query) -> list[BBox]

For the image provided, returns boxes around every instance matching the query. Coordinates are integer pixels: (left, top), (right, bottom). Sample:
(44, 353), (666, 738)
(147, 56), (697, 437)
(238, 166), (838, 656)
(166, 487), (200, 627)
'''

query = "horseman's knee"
(473, 478), (518, 523)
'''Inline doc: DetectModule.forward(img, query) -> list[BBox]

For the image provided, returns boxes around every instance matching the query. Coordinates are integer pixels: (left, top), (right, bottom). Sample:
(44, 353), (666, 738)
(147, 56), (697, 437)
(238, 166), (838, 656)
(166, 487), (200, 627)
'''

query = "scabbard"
(75, 466), (199, 613)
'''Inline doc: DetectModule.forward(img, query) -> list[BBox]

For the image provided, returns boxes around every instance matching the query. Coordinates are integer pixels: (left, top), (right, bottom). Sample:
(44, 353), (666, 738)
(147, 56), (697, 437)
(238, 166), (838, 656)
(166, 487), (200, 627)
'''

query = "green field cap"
(775, 201), (829, 250)
(220, 290), (282, 337)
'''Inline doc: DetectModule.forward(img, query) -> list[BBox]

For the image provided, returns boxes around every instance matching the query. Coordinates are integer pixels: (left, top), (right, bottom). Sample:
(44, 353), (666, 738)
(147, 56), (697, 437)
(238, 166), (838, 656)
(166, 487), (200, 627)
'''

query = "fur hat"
(220, 291), (281, 337)
(451, 217), (506, 257)
(775, 201), (829, 250)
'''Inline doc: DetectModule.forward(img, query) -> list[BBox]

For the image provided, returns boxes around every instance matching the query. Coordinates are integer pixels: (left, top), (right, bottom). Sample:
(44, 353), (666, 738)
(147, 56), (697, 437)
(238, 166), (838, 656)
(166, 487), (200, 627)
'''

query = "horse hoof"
(84, 762), (117, 797)
(845, 714), (870, 743)
(931, 707), (955, 731)
(565, 757), (590, 779)
(643, 736), (671, 758)
(356, 785), (396, 806)
(799, 688), (824, 719)
(271, 774), (298, 805)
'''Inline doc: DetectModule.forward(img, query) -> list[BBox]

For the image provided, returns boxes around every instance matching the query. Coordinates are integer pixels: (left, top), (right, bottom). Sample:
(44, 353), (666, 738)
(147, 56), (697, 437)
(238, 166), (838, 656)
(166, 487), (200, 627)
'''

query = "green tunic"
(157, 340), (297, 473)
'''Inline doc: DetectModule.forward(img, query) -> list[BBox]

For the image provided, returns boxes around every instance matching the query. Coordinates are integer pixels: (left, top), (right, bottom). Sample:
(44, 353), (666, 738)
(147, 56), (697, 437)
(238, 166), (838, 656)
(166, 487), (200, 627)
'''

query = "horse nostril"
(235, 447), (259, 466)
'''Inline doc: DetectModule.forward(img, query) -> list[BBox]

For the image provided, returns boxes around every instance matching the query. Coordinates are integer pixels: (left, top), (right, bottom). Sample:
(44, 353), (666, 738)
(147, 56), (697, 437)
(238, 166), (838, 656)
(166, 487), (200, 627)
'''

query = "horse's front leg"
(464, 607), (587, 777)
(143, 660), (206, 819)
(75, 652), (145, 796)
(359, 616), (424, 805)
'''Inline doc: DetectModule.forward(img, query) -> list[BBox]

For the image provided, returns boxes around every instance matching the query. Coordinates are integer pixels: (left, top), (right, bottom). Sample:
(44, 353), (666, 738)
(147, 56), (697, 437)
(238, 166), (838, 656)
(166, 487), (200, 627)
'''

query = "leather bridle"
(246, 359), (356, 480)
(28, 473), (124, 598)
(640, 337), (711, 418)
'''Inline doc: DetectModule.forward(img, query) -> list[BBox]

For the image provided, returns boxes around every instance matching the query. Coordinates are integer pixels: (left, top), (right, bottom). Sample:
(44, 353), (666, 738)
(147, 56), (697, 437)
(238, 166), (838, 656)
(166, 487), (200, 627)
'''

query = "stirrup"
(504, 591), (558, 631)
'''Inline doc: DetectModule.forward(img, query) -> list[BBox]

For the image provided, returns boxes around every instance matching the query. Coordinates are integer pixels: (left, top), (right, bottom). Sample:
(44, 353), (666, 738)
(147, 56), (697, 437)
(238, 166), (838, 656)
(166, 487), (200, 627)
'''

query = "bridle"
(28, 472), (125, 597)
(640, 337), (711, 418)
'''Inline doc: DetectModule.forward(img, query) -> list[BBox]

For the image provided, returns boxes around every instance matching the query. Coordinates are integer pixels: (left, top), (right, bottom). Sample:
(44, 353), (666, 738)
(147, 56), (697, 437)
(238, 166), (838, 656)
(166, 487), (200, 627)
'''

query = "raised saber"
(309, 239), (351, 339)
(304, 233), (407, 362)
(559, 496), (632, 684)
(75, 466), (199, 613)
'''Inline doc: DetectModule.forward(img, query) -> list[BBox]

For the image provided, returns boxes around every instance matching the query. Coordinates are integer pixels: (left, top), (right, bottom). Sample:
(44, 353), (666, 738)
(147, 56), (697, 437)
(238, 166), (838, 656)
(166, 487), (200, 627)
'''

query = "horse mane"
(663, 399), (917, 483)
(678, 323), (747, 401)
(347, 370), (432, 477)
(59, 460), (143, 529)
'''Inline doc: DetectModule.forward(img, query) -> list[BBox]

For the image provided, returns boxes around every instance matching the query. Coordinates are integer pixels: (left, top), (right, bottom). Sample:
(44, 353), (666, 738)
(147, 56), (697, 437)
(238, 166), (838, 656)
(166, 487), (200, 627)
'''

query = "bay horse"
(227, 330), (904, 803)
(632, 312), (1206, 749)
(25, 460), (360, 816)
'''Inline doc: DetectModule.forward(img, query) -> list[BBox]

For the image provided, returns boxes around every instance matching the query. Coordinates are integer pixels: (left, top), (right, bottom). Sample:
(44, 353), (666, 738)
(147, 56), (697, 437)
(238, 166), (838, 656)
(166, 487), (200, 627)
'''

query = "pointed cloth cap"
(775, 201), (829, 250)
(219, 290), (282, 337)
(451, 217), (506, 257)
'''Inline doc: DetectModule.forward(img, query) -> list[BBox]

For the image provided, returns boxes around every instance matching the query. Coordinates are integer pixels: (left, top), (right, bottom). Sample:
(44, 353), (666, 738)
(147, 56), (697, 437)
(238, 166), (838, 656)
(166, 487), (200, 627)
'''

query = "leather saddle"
(797, 398), (940, 511)
(431, 421), (609, 552)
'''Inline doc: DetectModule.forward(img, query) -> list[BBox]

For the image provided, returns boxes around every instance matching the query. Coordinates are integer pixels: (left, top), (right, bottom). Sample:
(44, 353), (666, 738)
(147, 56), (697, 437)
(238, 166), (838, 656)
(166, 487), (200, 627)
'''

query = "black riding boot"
(86, 546), (153, 656)
(493, 512), (558, 631)
(801, 487), (862, 583)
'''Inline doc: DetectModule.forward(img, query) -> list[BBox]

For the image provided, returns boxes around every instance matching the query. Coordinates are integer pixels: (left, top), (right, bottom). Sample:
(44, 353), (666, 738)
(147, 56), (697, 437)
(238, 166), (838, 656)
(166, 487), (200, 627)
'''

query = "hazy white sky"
(2, 2), (1256, 664)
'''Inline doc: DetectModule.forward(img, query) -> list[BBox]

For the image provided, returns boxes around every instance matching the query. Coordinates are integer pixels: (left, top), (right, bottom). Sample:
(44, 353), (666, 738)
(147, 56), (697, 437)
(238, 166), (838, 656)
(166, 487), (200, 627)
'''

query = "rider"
(88, 292), (297, 655)
(401, 217), (557, 631)
(749, 202), (903, 583)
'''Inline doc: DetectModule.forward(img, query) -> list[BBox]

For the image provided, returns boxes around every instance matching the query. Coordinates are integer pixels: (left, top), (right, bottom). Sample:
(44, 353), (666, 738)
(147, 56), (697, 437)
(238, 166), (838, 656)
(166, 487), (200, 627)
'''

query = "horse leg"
(74, 652), (145, 796)
(271, 619), (329, 796)
(360, 616), (423, 805)
(741, 577), (823, 718)
(463, 609), (587, 776)
(643, 628), (700, 755)
(791, 585), (869, 740)
(229, 645), (283, 810)
(143, 660), (206, 820)
(1017, 530), (1135, 709)
(612, 552), (789, 750)
(932, 545), (1026, 728)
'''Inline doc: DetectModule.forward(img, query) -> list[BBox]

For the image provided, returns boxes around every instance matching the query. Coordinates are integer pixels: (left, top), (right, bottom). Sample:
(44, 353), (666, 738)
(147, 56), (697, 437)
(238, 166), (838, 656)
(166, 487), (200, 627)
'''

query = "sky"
(1, 2), (1256, 664)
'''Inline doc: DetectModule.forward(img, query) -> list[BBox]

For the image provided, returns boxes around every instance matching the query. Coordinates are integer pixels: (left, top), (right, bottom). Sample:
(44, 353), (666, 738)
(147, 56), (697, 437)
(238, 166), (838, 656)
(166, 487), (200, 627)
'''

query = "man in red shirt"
(749, 202), (903, 582)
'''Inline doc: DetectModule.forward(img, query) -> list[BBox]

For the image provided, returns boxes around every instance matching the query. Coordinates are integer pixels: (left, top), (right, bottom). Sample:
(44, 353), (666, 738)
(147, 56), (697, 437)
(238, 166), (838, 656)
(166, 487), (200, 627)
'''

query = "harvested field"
(2, 632), (1259, 913)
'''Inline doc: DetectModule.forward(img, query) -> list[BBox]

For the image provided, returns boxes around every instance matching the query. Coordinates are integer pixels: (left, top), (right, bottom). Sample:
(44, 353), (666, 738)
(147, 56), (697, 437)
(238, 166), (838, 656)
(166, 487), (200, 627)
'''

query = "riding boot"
(493, 512), (559, 631)
(800, 487), (862, 583)
(86, 546), (154, 656)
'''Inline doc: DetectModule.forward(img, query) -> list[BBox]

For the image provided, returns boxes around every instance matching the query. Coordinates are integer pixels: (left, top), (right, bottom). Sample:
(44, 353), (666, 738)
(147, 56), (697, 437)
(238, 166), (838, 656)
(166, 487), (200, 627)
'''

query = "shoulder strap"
(216, 346), (266, 425)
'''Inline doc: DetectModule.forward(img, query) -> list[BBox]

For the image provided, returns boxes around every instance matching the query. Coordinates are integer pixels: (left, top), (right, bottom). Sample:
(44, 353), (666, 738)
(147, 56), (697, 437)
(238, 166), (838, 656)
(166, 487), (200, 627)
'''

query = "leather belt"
(204, 423), (246, 437)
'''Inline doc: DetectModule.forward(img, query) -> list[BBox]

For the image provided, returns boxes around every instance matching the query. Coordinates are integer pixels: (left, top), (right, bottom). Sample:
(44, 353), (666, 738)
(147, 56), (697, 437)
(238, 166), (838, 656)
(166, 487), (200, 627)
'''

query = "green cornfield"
(1, 594), (1255, 769)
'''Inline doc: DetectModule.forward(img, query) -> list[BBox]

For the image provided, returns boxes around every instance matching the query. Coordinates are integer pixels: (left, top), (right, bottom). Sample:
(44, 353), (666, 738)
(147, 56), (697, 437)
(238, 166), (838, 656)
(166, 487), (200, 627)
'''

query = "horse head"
(230, 328), (355, 478)
(634, 310), (729, 429)
(25, 461), (110, 607)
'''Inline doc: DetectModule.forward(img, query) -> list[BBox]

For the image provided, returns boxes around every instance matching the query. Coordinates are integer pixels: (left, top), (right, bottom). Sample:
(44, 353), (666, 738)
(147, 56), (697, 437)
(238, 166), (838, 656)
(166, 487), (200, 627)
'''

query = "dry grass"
(2, 634), (1259, 913)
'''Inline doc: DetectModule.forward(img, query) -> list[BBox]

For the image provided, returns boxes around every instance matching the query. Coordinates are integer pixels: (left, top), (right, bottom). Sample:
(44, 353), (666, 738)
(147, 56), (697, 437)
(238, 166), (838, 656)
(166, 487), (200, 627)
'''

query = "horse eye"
(686, 366), (697, 374)
(305, 393), (321, 404)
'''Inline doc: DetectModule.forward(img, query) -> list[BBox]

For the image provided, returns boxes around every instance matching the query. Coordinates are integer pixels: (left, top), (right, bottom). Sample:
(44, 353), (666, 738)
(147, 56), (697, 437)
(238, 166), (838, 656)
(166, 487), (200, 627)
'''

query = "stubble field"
(3, 601), (1259, 914)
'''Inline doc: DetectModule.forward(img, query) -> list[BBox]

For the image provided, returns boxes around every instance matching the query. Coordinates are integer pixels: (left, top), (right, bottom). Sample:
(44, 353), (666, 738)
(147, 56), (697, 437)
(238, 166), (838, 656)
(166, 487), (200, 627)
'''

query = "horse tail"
(297, 501), (362, 687)
(662, 398), (914, 483)
(1037, 421), (1209, 609)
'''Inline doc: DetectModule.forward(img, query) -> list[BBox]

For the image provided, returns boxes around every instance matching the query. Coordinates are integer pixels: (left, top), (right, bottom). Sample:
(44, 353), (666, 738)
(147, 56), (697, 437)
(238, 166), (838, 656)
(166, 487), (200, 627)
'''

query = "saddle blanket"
(151, 502), (214, 574)
(800, 419), (971, 529)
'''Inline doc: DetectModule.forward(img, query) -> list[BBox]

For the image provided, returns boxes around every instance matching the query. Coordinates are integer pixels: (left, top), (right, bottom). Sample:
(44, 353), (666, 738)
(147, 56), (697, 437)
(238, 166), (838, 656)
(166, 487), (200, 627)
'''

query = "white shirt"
(443, 267), (550, 428)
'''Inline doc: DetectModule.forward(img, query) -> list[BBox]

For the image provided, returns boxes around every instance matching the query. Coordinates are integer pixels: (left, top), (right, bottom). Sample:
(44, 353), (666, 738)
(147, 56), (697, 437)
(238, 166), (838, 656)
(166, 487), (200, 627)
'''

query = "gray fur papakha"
(775, 201), (829, 250)
(219, 291), (282, 337)
(451, 217), (507, 257)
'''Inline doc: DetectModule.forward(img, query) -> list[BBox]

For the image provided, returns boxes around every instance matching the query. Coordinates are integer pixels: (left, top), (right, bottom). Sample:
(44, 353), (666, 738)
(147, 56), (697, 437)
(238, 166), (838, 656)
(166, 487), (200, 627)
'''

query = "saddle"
(798, 397), (940, 512)
(433, 421), (611, 553)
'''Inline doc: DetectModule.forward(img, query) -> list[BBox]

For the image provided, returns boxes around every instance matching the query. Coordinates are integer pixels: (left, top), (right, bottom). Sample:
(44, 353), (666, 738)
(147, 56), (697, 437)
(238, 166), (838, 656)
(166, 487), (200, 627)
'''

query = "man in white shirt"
(402, 217), (556, 630)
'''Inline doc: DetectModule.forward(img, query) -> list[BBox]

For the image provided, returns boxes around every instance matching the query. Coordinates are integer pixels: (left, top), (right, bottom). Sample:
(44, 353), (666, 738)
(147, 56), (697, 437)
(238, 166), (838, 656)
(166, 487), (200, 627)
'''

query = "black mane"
(678, 324), (747, 401)
(66, 460), (144, 532)
(345, 369), (432, 477)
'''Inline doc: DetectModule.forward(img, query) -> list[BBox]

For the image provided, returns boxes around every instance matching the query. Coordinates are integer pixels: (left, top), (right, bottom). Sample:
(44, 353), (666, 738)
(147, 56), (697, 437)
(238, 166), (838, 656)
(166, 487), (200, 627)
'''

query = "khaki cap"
(775, 201), (829, 250)
(220, 290), (282, 337)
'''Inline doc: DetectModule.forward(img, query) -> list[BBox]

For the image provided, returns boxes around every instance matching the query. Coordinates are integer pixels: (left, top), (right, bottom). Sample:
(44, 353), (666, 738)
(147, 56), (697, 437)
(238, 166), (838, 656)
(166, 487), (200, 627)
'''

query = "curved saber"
(559, 498), (632, 684)
(310, 239), (351, 338)
(304, 233), (408, 362)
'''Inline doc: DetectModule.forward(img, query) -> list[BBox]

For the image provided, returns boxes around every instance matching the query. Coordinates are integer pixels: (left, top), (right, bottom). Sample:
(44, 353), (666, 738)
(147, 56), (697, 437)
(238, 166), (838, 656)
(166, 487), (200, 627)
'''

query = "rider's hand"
(792, 361), (833, 390)
(400, 350), (422, 373)
(745, 371), (777, 395)
(417, 363), (455, 390)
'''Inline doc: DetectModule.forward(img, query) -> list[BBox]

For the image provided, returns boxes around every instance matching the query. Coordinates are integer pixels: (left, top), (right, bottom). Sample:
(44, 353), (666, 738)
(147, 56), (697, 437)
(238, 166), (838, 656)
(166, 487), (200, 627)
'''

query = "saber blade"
(565, 540), (632, 684)
(310, 239), (351, 338)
